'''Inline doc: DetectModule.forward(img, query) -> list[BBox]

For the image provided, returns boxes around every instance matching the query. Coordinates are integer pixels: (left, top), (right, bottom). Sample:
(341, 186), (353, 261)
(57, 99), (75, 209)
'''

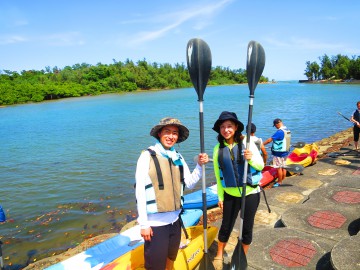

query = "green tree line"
(304, 54), (360, 81)
(0, 59), (268, 106)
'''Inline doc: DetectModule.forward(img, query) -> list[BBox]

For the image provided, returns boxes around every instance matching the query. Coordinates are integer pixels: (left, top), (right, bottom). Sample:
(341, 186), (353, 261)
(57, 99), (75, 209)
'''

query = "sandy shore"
(23, 128), (355, 269)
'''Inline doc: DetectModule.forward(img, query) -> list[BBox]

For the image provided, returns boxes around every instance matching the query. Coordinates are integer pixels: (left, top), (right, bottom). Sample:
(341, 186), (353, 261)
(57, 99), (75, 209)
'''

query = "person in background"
(135, 117), (209, 270)
(211, 111), (264, 270)
(246, 123), (268, 164)
(350, 101), (360, 150)
(263, 118), (291, 184)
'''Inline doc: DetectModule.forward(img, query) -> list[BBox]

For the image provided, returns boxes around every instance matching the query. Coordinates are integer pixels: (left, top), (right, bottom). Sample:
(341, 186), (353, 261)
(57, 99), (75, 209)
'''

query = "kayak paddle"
(0, 240), (4, 270)
(186, 38), (214, 270)
(328, 151), (360, 158)
(337, 111), (352, 122)
(292, 142), (306, 148)
(230, 41), (265, 270)
(269, 163), (304, 173)
(195, 156), (304, 173)
(265, 141), (307, 150)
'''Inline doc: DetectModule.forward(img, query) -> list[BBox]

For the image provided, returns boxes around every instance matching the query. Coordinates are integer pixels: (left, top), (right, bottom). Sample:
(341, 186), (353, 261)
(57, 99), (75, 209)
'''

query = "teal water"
(0, 82), (359, 268)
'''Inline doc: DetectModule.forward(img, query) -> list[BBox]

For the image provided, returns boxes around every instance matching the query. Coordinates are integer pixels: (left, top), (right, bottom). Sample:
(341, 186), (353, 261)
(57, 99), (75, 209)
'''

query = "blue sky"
(1, 0), (359, 81)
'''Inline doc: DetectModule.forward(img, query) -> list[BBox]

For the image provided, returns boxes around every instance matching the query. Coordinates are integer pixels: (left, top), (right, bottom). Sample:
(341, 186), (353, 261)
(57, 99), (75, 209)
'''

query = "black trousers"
(144, 219), (181, 270)
(354, 125), (360, 142)
(218, 191), (260, 245)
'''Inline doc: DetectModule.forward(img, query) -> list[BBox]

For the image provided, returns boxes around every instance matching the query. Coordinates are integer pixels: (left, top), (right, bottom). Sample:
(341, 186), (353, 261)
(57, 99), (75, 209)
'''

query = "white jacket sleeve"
(181, 157), (203, 189)
(135, 151), (151, 229)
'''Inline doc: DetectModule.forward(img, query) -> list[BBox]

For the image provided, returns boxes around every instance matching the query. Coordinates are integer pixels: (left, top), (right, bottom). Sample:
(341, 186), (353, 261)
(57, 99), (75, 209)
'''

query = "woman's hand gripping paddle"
(186, 38), (214, 270)
(230, 41), (265, 270)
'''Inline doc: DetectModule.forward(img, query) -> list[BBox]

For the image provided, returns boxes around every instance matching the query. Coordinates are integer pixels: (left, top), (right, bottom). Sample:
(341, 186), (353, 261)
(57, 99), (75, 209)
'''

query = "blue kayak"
(183, 184), (218, 209)
(45, 208), (202, 270)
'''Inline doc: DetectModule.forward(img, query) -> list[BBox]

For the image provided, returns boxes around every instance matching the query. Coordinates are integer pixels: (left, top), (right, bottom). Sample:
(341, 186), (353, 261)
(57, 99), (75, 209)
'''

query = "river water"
(0, 82), (359, 268)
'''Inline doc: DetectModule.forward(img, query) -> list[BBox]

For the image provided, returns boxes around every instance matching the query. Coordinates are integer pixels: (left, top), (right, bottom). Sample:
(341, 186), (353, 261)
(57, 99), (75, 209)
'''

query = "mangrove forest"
(0, 59), (268, 106)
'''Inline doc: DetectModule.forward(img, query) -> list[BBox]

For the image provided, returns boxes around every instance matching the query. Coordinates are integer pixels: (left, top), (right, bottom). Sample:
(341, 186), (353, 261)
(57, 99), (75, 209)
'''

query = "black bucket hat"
(212, 111), (244, 133)
(150, 117), (189, 143)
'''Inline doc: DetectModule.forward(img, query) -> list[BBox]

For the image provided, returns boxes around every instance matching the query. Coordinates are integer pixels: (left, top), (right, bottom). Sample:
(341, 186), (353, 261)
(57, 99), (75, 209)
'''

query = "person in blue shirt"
(263, 118), (291, 184)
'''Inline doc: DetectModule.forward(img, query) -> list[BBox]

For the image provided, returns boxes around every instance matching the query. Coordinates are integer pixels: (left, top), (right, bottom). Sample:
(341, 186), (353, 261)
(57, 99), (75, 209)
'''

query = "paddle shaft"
(199, 101), (209, 253)
(337, 111), (352, 122)
(239, 39), (259, 248)
(239, 95), (254, 240)
(231, 41), (265, 270)
(0, 240), (3, 269)
(186, 38), (214, 270)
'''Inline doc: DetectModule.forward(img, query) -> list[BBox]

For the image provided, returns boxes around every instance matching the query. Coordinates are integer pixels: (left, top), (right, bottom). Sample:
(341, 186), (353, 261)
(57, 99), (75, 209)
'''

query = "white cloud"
(126, 0), (233, 46)
(0, 35), (27, 45)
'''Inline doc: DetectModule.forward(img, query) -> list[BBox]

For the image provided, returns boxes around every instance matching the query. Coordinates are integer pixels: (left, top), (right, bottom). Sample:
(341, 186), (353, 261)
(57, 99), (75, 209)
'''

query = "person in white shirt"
(135, 117), (209, 270)
(246, 123), (268, 164)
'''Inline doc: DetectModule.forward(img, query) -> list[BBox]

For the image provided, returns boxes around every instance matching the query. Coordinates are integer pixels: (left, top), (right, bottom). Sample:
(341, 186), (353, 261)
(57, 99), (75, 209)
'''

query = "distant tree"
(0, 59), (268, 106)
(332, 54), (350, 79)
(319, 54), (333, 79)
(306, 53), (360, 80)
(349, 56), (360, 79)
(304, 61), (320, 80)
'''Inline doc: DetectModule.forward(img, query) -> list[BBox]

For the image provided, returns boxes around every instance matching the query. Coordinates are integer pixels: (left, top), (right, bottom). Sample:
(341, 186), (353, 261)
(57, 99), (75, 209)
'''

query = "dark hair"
(217, 122), (244, 163)
(216, 120), (244, 146)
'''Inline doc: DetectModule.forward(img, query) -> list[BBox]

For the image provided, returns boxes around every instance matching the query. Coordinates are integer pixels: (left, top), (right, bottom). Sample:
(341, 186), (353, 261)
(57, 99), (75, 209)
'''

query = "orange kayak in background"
(259, 166), (278, 187)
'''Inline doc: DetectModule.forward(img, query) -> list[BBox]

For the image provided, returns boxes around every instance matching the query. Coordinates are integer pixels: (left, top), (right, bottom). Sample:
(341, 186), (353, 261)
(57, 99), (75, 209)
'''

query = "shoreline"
(1, 80), (358, 108)
(24, 128), (355, 269)
(299, 79), (360, 84)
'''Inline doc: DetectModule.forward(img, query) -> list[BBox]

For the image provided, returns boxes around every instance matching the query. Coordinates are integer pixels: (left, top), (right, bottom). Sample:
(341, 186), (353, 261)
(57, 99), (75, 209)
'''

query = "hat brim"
(150, 124), (189, 143)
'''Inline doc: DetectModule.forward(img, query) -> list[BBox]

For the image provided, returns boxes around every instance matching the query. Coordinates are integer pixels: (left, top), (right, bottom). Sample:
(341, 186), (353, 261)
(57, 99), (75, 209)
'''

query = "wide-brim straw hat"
(150, 117), (189, 143)
(212, 111), (244, 133)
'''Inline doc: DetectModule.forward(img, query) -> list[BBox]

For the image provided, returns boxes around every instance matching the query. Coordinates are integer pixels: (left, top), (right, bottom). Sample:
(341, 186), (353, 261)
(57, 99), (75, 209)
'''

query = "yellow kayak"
(286, 143), (319, 174)
(101, 225), (218, 270)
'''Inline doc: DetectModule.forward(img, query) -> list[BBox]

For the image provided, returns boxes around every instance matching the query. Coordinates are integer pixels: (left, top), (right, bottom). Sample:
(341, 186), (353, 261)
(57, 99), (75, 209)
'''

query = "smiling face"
(220, 120), (238, 144)
(158, 125), (179, 149)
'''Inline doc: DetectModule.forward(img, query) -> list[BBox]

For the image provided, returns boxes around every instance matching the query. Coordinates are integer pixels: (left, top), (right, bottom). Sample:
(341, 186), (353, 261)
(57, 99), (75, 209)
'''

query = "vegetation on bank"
(0, 59), (268, 106)
(304, 54), (360, 81)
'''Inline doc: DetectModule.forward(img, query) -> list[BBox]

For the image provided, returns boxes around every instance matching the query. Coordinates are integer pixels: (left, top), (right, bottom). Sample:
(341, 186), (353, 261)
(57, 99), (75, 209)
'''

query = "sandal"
(212, 257), (224, 270)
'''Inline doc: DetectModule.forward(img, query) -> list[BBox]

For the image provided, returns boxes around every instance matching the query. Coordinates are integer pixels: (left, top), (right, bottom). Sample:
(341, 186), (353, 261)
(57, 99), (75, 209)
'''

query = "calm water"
(0, 82), (359, 268)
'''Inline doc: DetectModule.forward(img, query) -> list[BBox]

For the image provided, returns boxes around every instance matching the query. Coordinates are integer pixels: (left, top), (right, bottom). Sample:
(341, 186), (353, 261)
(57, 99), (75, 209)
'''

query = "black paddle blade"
(186, 38), (212, 101)
(198, 253), (216, 270)
(230, 241), (247, 270)
(246, 41), (265, 95)
(284, 164), (304, 173)
(292, 142), (306, 148)
(328, 151), (360, 158)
